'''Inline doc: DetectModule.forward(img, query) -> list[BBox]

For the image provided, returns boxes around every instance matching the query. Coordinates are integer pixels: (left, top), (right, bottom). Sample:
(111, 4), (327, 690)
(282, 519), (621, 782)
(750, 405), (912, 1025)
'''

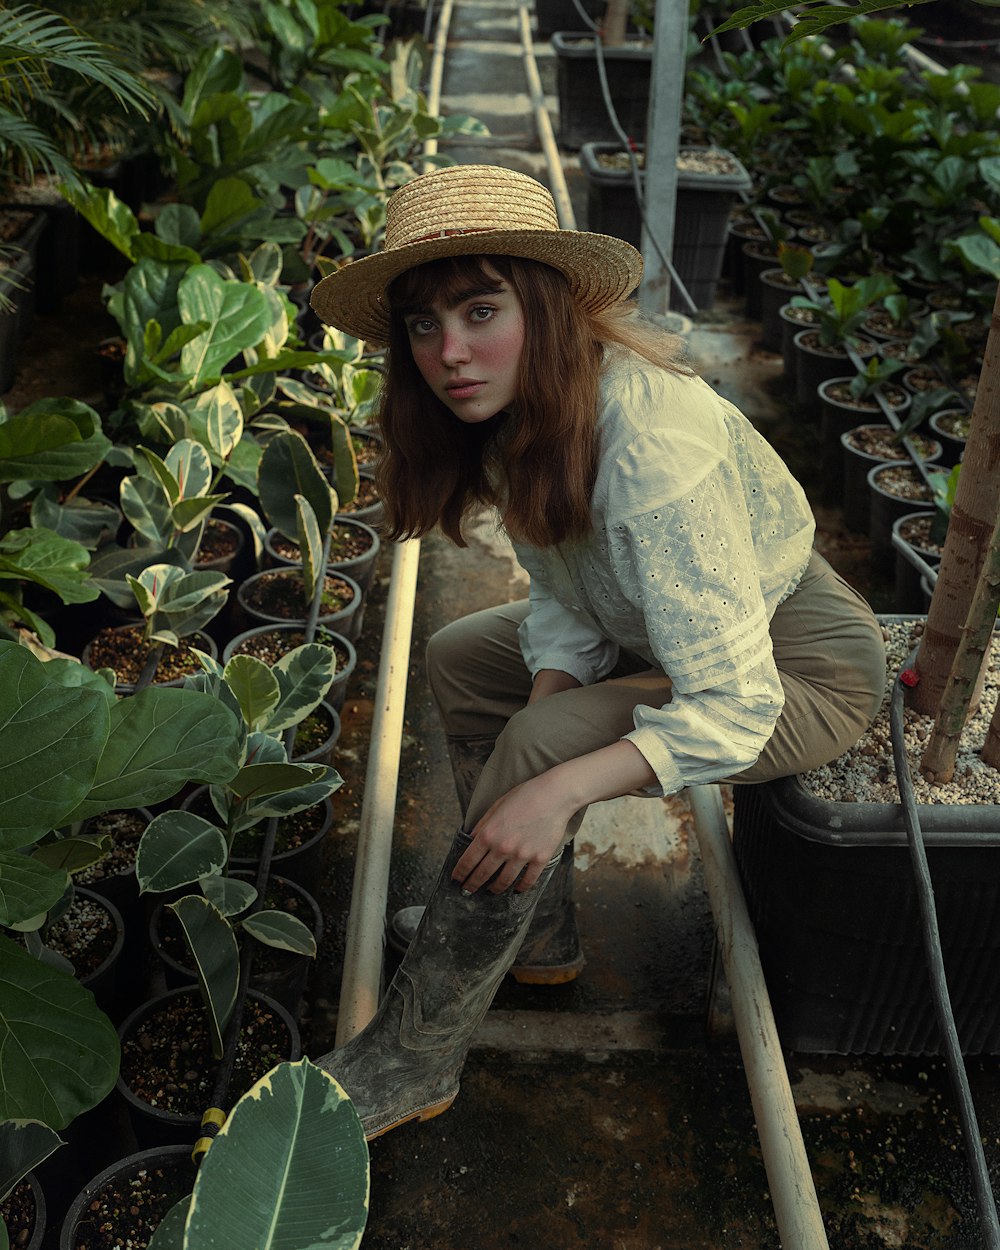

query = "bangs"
(388, 255), (512, 314)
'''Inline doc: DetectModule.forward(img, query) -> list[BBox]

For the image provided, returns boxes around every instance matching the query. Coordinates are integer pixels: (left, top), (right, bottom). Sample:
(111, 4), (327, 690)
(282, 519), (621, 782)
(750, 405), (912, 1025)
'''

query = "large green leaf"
(242, 908), (316, 956)
(268, 643), (337, 734)
(0, 529), (99, 604)
(168, 896), (239, 1058)
(62, 687), (241, 823)
(175, 1060), (368, 1250)
(0, 643), (110, 839)
(136, 811), (229, 894)
(0, 934), (120, 1130)
(227, 761), (332, 802)
(0, 400), (111, 482)
(295, 494), (325, 607)
(257, 432), (335, 540)
(0, 853), (69, 927)
(30, 492), (120, 549)
(178, 266), (273, 386)
(61, 184), (141, 261)
(223, 655), (281, 731)
(0, 1120), (64, 1202)
(186, 383), (244, 462)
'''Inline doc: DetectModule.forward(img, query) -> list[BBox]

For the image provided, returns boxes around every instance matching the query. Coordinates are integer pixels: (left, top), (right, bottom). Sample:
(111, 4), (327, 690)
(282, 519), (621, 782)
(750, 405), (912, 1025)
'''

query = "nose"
(440, 322), (471, 366)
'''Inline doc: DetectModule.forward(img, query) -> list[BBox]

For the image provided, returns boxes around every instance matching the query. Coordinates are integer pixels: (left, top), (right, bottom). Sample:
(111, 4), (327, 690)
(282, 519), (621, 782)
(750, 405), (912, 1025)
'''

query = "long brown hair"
(375, 254), (690, 547)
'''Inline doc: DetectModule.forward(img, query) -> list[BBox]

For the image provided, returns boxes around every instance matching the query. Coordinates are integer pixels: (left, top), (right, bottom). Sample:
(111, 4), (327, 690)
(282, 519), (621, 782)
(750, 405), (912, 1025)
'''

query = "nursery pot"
(1, 1173), (45, 1250)
(181, 787), (335, 892)
(82, 625), (218, 693)
(731, 763), (1000, 1055)
(149, 872), (324, 1018)
(892, 511), (942, 615)
(331, 468), (383, 528)
(236, 567), (363, 642)
(580, 142), (752, 313)
(792, 329), (878, 411)
(222, 623), (357, 713)
(840, 424), (940, 538)
(43, 887), (126, 1018)
(552, 33), (653, 149)
(867, 461), (938, 572)
(265, 515), (382, 595)
(927, 408), (969, 470)
(60, 1145), (196, 1250)
(778, 303), (816, 383)
(115, 986), (301, 1149)
(758, 268), (804, 353)
(817, 377), (911, 506)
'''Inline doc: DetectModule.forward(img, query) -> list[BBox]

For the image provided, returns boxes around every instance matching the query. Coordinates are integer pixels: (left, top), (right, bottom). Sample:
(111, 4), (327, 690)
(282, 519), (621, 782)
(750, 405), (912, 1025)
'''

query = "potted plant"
(0, 640), (242, 1136)
(580, 141), (753, 312)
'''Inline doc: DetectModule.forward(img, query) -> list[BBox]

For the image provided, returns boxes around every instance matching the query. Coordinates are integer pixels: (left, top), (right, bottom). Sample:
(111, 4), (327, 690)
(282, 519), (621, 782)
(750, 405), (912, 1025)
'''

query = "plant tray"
(731, 774), (1000, 1055)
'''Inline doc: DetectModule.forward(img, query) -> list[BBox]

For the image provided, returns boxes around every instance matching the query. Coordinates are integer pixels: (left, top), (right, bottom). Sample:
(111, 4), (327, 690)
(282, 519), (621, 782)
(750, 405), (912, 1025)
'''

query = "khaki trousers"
(426, 551), (886, 830)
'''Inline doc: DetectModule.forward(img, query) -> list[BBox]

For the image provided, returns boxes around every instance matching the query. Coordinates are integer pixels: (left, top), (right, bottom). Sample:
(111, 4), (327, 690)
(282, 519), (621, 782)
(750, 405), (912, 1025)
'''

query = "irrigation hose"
(889, 648), (1000, 1248)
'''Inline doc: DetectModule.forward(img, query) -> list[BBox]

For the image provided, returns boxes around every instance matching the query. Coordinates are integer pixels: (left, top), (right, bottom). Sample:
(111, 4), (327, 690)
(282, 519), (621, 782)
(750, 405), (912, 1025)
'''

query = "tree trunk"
(603, 0), (629, 44)
(920, 512), (1000, 782)
(909, 280), (1000, 717)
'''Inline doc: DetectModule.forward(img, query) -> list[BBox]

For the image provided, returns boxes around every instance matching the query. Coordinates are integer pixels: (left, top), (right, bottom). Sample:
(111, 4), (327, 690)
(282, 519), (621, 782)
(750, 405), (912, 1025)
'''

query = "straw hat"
(309, 164), (643, 345)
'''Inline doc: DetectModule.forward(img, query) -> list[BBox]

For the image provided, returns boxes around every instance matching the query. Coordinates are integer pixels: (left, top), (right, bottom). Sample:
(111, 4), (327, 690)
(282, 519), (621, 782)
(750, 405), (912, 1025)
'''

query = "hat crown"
(384, 165), (560, 251)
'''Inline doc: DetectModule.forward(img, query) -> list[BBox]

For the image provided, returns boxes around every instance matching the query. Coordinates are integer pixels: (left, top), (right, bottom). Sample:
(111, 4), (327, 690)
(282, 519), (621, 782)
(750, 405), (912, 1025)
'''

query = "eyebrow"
(401, 281), (506, 317)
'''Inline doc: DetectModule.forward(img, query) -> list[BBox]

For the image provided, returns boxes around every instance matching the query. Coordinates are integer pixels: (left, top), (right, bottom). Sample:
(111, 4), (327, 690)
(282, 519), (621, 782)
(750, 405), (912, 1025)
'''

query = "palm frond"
(0, 4), (155, 115)
(0, 103), (79, 185)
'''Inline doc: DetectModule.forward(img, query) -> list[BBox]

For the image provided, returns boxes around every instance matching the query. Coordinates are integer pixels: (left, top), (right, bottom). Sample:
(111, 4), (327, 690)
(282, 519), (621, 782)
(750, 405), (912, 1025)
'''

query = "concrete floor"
(304, 2), (1000, 1247)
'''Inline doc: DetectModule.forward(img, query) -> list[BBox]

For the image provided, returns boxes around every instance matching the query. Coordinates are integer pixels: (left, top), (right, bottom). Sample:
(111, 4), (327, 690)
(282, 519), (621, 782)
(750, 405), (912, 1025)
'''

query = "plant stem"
(920, 511), (1000, 782)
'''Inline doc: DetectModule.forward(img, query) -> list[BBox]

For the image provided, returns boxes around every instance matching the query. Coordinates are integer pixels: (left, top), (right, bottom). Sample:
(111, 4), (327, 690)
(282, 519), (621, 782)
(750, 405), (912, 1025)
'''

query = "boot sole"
(509, 954), (586, 985)
(364, 1094), (456, 1141)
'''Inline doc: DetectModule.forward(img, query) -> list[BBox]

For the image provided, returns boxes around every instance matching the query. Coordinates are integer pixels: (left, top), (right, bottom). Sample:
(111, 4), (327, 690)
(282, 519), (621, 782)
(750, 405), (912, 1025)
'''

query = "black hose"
(889, 647), (1000, 1248)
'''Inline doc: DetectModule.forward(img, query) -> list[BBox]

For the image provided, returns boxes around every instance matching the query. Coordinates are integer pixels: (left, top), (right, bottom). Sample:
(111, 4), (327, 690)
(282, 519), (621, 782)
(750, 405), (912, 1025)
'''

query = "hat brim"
(309, 227), (643, 346)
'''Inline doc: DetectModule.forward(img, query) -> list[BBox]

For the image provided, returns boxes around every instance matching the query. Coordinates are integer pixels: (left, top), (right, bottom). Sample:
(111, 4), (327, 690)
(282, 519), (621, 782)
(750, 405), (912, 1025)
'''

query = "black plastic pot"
(222, 622), (357, 713)
(181, 786), (335, 892)
(758, 268), (804, 353)
(732, 767), (1000, 1054)
(0, 1173), (45, 1250)
(892, 511), (942, 614)
(534, 0), (603, 39)
(792, 329), (878, 411)
(60, 1145), (196, 1250)
(265, 515), (381, 595)
(928, 408), (969, 470)
(81, 625), (218, 693)
(115, 986), (301, 1148)
(580, 143), (752, 313)
(817, 377), (911, 506)
(149, 872), (324, 1018)
(0, 211), (46, 394)
(867, 461), (937, 572)
(236, 567), (363, 642)
(552, 33), (653, 149)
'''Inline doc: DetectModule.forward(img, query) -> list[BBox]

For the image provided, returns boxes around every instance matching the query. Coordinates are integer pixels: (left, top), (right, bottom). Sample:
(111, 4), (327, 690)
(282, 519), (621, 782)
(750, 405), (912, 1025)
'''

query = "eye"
(469, 304), (495, 322)
(406, 316), (436, 337)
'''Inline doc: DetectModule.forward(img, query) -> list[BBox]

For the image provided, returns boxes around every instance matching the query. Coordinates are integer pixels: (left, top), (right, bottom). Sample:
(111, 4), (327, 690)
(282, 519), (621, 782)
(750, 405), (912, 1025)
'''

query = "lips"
(445, 379), (485, 399)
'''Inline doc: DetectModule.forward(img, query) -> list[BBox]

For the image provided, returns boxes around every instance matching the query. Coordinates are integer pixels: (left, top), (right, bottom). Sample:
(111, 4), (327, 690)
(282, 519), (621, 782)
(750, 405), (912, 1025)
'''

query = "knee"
(425, 620), (464, 691)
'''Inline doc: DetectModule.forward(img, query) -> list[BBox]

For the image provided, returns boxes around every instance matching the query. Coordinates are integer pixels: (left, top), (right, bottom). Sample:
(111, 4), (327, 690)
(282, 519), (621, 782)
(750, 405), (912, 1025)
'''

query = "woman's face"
(402, 265), (526, 424)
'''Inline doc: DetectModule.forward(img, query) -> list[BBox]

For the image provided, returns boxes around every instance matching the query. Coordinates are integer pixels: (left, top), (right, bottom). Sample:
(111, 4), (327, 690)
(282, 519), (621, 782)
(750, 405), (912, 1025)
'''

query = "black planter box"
(581, 142), (752, 312)
(552, 33), (652, 149)
(732, 772), (1000, 1056)
(534, 0), (604, 39)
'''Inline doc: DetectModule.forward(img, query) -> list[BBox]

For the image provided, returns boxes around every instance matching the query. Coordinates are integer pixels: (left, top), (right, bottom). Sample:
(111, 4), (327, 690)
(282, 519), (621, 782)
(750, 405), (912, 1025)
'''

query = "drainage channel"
(337, 5), (831, 1246)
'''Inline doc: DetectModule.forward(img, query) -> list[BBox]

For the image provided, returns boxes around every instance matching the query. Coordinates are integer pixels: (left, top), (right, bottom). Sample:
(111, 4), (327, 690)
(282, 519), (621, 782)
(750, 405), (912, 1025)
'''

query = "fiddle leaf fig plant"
(135, 643), (342, 1056)
(126, 563), (232, 646)
(0, 639), (242, 1129)
(791, 272), (899, 348)
(257, 430), (338, 607)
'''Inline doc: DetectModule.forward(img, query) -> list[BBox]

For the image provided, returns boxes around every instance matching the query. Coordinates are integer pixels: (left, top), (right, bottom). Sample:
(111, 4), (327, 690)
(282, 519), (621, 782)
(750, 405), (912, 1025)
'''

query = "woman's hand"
(452, 740), (659, 895)
(452, 774), (575, 894)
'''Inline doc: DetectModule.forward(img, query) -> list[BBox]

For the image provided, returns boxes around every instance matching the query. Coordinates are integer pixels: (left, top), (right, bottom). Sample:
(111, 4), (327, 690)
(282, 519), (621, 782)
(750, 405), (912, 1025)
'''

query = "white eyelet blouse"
(513, 349), (815, 796)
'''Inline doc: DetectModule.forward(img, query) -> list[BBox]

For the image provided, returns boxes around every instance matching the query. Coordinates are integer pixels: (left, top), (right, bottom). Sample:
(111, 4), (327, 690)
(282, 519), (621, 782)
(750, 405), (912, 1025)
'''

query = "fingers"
(452, 841), (546, 895)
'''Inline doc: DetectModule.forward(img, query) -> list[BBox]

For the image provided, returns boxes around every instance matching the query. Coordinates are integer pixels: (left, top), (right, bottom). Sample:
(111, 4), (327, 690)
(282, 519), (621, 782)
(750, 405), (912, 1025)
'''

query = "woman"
(309, 163), (886, 1140)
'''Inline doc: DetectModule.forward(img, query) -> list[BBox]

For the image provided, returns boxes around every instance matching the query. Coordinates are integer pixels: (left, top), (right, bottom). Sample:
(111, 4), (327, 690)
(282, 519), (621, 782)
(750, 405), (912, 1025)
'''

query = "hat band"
(403, 226), (498, 246)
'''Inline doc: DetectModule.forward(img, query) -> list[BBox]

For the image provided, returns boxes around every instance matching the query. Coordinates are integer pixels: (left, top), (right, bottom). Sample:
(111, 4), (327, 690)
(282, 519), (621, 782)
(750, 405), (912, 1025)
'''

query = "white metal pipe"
(336, 538), (422, 1044)
(517, 2), (578, 229)
(687, 784), (831, 1250)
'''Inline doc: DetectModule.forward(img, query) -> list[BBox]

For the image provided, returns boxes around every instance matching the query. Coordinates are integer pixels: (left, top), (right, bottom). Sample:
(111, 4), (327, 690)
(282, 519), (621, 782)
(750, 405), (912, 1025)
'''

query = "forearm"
(544, 739), (658, 812)
(528, 668), (583, 702)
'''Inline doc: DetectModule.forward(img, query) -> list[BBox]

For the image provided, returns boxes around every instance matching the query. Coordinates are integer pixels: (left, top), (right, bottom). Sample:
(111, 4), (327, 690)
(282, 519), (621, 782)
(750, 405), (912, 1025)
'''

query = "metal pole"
(638, 0), (688, 314)
(686, 784), (831, 1250)
(517, 2), (578, 228)
(335, 538), (422, 1044)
